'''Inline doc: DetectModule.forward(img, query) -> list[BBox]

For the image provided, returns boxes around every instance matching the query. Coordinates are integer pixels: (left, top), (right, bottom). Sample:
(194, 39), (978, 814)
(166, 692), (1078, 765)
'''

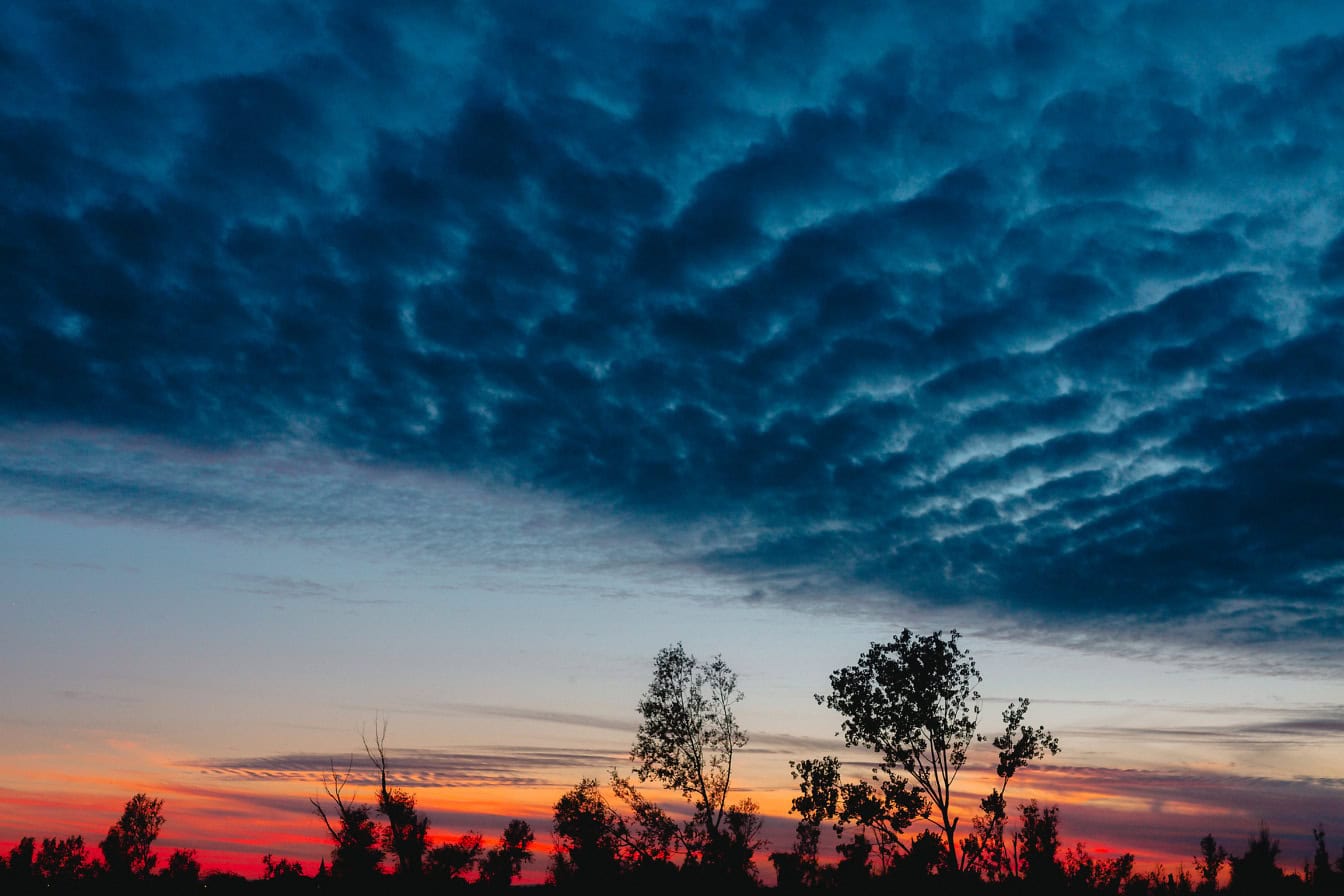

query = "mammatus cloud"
(2, 1), (1343, 644)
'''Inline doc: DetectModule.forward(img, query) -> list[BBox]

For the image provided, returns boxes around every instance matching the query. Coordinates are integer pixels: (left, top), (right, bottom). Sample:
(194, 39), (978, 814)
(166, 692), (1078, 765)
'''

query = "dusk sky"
(3, 0), (1343, 881)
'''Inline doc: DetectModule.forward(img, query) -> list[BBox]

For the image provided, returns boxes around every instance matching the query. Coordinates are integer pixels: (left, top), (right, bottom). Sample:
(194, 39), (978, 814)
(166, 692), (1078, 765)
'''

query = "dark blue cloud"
(4, 0), (1344, 642)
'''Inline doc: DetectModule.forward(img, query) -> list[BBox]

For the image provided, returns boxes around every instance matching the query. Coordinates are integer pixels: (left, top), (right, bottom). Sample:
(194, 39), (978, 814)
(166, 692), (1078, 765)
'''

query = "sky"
(2, 0), (1343, 882)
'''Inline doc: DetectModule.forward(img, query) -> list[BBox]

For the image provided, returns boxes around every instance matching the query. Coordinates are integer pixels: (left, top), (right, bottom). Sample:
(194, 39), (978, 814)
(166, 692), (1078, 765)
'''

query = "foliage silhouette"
(1195, 833), (1229, 893)
(632, 643), (751, 858)
(162, 848), (203, 884)
(816, 629), (1057, 873)
(551, 775), (684, 886)
(425, 832), (483, 882)
(99, 793), (164, 879)
(629, 642), (765, 880)
(364, 718), (431, 878)
(1228, 825), (1284, 893)
(309, 760), (383, 880)
(478, 819), (534, 887)
(36, 834), (88, 883)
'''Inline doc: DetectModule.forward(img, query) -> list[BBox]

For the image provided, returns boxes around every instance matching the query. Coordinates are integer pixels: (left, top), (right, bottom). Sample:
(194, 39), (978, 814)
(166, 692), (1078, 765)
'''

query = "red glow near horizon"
(2, 749), (1334, 884)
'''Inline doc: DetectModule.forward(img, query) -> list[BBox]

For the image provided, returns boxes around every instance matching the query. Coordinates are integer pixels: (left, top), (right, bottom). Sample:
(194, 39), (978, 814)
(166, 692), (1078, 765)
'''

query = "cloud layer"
(3, 1), (1343, 641)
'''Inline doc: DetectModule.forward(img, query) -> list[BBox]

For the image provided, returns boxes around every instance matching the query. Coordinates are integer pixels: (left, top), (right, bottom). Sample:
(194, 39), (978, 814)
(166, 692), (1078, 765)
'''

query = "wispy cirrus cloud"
(186, 746), (624, 789)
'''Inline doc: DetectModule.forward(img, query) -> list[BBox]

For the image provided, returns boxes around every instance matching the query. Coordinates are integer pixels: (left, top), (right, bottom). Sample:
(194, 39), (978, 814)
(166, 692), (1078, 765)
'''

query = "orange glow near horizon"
(2, 748), (1255, 884)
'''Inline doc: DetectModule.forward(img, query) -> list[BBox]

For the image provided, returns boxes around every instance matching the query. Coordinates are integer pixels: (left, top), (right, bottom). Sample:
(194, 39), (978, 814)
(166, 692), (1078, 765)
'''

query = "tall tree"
(363, 718), (430, 877)
(309, 760), (383, 880)
(819, 628), (1056, 871)
(99, 793), (165, 879)
(631, 642), (751, 868)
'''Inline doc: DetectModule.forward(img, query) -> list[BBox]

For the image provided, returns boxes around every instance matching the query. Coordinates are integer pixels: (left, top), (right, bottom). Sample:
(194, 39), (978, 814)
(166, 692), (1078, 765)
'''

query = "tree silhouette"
(1017, 800), (1064, 888)
(551, 777), (643, 886)
(478, 819), (534, 887)
(1064, 840), (1135, 895)
(309, 760), (383, 880)
(425, 832), (483, 882)
(36, 835), (88, 883)
(261, 853), (305, 881)
(631, 642), (754, 872)
(5, 837), (36, 883)
(819, 628), (1056, 872)
(363, 718), (430, 877)
(161, 848), (202, 884)
(1195, 833), (1229, 893)
(99, 793), (164, 879)
(1229, 826), (1283, 893)
(1306, 827), (1341, 891)
(783, 753), (927, 874)
(966, 697), (1060, 878)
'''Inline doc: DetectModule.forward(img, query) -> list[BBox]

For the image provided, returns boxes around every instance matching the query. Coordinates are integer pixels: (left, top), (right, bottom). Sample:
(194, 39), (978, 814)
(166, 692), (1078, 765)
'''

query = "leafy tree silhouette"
(425, 832), (483, 882)
(1195, 832), (1229, 893)
(1016, 800), (1064, 890)
(1063, 840), (1135, 895)
(818, 628), (1057, 873)
(99, 793), (164, 879)
(36, 835), (88, 883)
(630, 642), (760, 878)
(5, 837), (36, 883)
(161, 848), (202, 884)
(551, 777), (630, 886)
(1229, 825), (1284, 893)
(783, 753), (927, 875)
(478, 819), (534, 887)
(261, 853), (305, 881)
(966, 697), (1060, 878)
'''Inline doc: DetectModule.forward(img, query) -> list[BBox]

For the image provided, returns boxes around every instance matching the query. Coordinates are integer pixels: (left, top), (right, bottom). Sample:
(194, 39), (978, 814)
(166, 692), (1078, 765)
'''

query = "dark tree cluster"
(307, 719), (536, 891)
(5, 630), (1342, 895)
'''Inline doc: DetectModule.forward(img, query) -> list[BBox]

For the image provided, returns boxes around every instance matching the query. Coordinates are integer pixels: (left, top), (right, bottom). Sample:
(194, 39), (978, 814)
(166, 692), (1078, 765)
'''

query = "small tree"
(785, 754), (927, 874)
(5, 837), (35, 883)
(1064, 841), (1135, 895)
(631, 642), (751, 868)
(161, 848), (202, 884)
(478, 819), (534, 887)
(261, 854), (306, 881)
(1016, 800), (1063, 887)
(99, 793), (165, 879)
(425, 833), (483, 882)
(1195, 833), (1229, 893)
(967, 698), (1060, 878)
(551, 778), (629, 885)
(1306, 828), (1339, 890)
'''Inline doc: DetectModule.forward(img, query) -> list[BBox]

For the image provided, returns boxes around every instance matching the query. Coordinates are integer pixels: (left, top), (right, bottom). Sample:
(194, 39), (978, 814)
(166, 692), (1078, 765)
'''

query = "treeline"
(4, 631), (1343, 894)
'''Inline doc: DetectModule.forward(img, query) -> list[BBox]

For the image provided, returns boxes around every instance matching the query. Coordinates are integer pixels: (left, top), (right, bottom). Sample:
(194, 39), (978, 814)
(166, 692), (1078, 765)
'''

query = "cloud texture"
(3, 1), (1343, 640)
